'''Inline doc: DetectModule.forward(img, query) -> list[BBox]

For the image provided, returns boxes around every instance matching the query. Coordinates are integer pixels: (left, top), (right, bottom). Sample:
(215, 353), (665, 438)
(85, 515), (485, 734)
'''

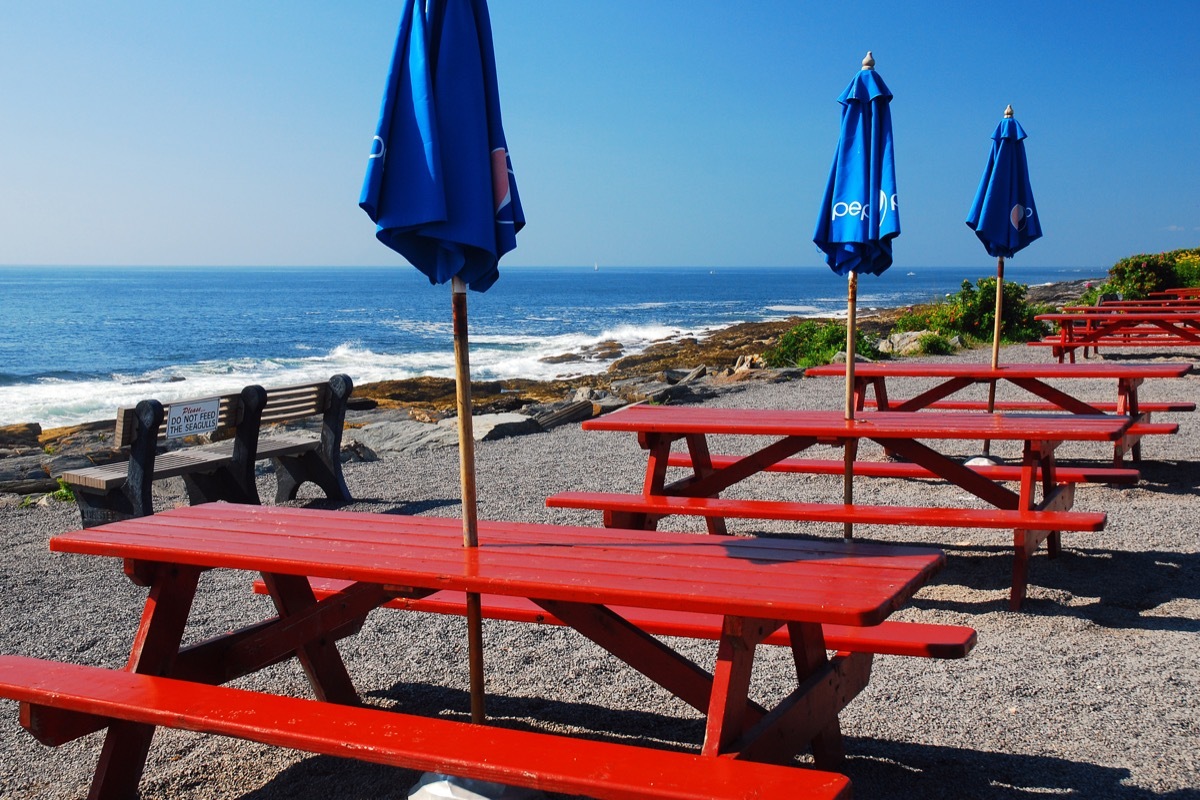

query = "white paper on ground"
(407, 772), (546, 800)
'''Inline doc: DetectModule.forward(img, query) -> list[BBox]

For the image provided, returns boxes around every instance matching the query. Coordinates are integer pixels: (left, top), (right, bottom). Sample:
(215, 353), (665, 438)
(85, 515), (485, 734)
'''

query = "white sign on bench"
(165, 398), (220, 439)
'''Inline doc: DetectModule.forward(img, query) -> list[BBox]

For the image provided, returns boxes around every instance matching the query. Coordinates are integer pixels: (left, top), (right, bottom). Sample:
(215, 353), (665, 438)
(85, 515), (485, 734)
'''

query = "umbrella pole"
(452, 277), (486, 725)
(983, 257), (1005, 456)
(843, 271), (858, 539)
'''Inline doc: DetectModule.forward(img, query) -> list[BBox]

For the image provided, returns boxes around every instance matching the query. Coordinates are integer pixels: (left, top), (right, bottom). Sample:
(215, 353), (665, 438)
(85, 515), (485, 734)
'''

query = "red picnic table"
(549, 406), (1133, 609)
(804, 360), (1190, 464)
(0, 504), (964, 800)
(1153, 287), (1200, 299)
(1033, 309), (1200, 362)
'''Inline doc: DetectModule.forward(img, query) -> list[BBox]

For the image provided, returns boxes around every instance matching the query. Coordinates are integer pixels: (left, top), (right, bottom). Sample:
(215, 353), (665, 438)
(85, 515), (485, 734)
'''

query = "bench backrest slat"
(113, 381), (332, 449)
(260, 383), (329, 424)
(114, 393), (244, 448)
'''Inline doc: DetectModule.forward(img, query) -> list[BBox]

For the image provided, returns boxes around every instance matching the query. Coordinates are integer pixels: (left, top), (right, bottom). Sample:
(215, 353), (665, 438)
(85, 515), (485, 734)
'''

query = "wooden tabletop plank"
(805, 361), (1192, 379)
(73, 512), (929, 597)
(50, 506), (943, 627)
(582, 406), (1130, 441)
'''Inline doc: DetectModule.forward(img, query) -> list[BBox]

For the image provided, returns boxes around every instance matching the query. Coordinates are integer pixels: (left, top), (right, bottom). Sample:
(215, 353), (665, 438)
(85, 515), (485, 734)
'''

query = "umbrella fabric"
(360, 0), (524, 291)
(966, 116), (1041, 258)
(813, 66), (900, 276)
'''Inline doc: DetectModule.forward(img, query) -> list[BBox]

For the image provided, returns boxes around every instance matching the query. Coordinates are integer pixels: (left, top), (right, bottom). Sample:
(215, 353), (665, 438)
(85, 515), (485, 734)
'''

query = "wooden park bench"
(61, 375), (353, 527)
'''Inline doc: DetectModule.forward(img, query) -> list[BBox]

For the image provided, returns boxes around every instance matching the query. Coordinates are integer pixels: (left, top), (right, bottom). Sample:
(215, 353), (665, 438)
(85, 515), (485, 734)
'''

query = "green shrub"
(21, 478), (76, 508)
(1103, 247), (1200, 298)
(50, 478), (75, 502)
(893, 278), (1048, 343)
(763, 320), (880, 368)
(917, 333), (955, 355)
(1174, 253), (1200, 287)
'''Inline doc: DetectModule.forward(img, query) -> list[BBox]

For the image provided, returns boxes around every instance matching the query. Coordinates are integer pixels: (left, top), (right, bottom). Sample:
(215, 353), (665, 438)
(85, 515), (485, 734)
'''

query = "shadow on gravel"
(364, 681), (708, 748)
(292, 496), (461, 516)
(227, 708), (1200, 800)
(1132, 459), (1200, 495)
(844, 737), (1200, 800)
(910, 543), (1200, 632)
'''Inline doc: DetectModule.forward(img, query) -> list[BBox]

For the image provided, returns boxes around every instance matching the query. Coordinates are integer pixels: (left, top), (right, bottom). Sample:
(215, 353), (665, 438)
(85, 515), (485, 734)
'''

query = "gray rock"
(530, 400), (594, 431)
(829, 351), (876, 363)
(354, 420), (459, 454)
(0, 422), (41, 448)
(609, 378), (682, 404)
(733, 354), (763, 372)
(0, 454), (53, 494)
(440, 413), (541, 441)
(339, 438), (380, 463)
(591, 396), (629, 414)
(664, 365), (707, 385)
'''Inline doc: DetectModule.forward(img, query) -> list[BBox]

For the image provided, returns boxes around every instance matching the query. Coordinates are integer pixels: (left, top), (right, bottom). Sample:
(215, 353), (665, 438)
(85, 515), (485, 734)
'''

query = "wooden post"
(983, 257), (1005, 456)
(844, 271), (858, 538)
(451, 277), (486, 725)
(990, 256), (1005, 372)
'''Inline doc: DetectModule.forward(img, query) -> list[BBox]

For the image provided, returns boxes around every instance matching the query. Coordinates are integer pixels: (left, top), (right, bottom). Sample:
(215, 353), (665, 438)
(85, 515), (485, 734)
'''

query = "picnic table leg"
(685, 434), (728, 536)
(1042, 454), (1062, 559)
(702, 620), (763, 758)
(88, 564), (202, 799)
(1116, 378), (1144, 463)
(260, 573), (360, 705)
(1010, 441), (1067, 610)
(789, 622), (846, 767)
(730, 622), (870, 768)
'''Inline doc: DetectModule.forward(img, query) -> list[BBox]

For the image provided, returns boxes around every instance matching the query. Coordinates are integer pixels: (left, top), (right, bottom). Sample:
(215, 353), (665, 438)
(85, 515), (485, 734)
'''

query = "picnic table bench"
(804, 361), (1189, 464)
(548, 405), (1134, 609)
(1032, 309), (1200, 361)
(61, 375), (353, 527)
(0, 504), (968, 798)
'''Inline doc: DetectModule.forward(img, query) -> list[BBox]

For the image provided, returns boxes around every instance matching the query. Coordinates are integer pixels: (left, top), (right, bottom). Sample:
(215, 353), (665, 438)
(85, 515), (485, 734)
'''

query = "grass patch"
(763, 320), (881, 369)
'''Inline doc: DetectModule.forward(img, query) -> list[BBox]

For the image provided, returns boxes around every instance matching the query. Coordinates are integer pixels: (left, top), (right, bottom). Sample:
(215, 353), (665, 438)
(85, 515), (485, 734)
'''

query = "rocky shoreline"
(0, 278), (1095, 500)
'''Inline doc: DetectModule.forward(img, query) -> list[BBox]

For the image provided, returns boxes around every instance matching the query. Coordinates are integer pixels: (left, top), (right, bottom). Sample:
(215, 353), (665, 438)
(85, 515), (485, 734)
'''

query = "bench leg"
(274, 374), (354, 503)
(272, 451), (352, 503)
(182, 469), (262, 506)
(71, 488), (147, 529)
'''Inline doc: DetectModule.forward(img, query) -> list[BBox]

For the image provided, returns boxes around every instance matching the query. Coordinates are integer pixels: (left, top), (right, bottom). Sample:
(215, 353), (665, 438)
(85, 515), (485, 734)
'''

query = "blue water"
(0, 264), (1102, 426)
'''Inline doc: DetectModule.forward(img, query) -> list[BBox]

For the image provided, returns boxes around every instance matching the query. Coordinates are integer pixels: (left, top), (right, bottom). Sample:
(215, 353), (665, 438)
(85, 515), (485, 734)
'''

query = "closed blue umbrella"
(966, 104), (1041, 371)
(966, 106), (1040, 455)
(813, 52), (900, 422)
(813, 52), (900, 538)
(359, 0), (524, 724)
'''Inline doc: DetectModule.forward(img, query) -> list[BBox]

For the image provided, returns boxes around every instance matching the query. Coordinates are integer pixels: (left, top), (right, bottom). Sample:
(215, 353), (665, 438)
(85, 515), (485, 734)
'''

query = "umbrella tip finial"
(862, 51), (875, 70)
(1004, 104), (1014, 118)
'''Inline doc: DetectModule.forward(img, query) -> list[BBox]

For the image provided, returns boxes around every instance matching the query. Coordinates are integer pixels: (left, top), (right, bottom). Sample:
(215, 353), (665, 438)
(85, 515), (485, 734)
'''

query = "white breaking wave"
(1, 321), (717, 427)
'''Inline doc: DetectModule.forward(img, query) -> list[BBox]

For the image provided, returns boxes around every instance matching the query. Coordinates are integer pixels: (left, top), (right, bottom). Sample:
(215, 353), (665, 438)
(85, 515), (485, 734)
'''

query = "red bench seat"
(859, 399), (1194, 414)
(665, 453), (1140, 485)
(253, 580), (977, 660)
(546, 491), (1107, 532)
(0, 655), (850, 800)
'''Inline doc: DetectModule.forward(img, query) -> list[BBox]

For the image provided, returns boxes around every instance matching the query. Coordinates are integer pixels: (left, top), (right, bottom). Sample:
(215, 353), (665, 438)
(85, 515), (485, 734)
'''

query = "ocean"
(1, 264), (1103, 428)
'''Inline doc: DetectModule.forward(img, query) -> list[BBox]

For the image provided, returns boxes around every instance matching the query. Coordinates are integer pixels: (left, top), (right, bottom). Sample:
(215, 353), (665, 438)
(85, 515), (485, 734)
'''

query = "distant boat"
(906, 271), (916, 276)
(594, 262), (598, 271)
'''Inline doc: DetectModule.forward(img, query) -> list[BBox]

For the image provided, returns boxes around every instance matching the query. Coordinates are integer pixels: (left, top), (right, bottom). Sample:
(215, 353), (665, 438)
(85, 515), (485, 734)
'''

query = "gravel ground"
(1, 344), (1198, 799)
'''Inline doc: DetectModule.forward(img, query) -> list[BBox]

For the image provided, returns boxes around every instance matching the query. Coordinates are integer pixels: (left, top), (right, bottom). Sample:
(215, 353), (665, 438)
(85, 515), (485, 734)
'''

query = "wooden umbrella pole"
(990, 256), (1005, 372)
(983, 257), (1005, 456)
(452, 277), (486, 724)
(843, 271), (858, 538)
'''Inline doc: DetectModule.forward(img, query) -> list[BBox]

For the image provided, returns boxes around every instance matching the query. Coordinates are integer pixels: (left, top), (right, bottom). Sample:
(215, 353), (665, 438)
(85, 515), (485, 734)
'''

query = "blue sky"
(1, 1), (1198, 271)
